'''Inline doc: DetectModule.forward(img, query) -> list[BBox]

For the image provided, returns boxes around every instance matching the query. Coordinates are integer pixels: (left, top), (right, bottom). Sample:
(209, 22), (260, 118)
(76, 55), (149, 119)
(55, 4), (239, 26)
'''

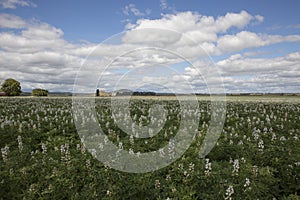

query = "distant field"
(223, 95), (300, 103)
(2, 94), (300, 103)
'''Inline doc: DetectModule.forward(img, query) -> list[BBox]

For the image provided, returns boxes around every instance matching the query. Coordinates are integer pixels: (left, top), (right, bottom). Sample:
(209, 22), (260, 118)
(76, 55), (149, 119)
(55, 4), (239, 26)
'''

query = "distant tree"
(32, 88), (48, 96)
(132, 91), (156, 96)
(1, 78), (22, 96)
(96, 89), (100, 97)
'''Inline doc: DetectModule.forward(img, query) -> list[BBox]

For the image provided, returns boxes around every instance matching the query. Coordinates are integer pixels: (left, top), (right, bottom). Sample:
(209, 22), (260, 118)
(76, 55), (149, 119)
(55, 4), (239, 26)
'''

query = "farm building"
(0, 92), (7, 96)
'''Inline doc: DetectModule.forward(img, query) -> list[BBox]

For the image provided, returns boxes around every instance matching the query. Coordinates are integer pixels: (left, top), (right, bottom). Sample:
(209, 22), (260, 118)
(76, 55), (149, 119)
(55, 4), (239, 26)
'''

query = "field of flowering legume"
(0, 97), (299, 199)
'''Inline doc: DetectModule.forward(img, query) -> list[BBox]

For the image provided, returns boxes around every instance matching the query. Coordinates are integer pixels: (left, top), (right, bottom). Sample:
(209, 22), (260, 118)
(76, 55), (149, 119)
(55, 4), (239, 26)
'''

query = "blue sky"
(5, 0), (299, 42)
(0, 0), (299, 93)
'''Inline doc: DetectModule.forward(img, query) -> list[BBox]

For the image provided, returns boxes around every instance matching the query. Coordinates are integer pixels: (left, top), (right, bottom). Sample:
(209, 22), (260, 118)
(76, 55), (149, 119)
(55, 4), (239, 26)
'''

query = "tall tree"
(1, 78), (22, 96)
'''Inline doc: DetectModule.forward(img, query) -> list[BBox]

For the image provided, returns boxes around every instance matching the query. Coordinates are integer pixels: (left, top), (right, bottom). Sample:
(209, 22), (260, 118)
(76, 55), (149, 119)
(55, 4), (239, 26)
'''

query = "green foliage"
(0, 98), (299, 199)
(1, 78), (21, 96)
(32, 88), (49, 96)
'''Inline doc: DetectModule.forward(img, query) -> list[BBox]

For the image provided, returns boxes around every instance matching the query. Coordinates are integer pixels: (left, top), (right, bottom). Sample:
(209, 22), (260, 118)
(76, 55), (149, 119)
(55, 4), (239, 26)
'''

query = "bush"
(32, 88), (49, 96)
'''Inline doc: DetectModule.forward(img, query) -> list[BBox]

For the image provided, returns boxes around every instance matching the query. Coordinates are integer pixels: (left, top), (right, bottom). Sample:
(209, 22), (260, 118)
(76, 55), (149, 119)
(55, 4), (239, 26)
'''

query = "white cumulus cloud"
(0, 13), (26, 28)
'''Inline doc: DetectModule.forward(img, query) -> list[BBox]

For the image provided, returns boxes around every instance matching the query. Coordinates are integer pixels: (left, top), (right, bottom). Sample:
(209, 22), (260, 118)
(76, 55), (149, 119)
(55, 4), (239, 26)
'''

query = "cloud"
(287, 24), (300, 29)
(123, 10), (266, 53)
(22, 23), (64, 40)
(0, 0), (36, 9)
(0, 11), (299, 93)
(254, 15), (264, 23)
(217, 52), (300, 92)
(217, 52), (300, 75)
(0, 13), (26, 28)
(217, 31), (264, 52)
(214, 10), (253, 32)
(0, 23), (68, 53)
(122, 4), (150, 17)
(160, 0), (175, 12)
(217, 31), (300, 52)
(160, 0), (168, 10)
(0, 17), (82, 91)
(122, 28), (182, 45)
(128, 10), (254, 34)
(122, 10), (291, 57)
(180, 51), (300, 93)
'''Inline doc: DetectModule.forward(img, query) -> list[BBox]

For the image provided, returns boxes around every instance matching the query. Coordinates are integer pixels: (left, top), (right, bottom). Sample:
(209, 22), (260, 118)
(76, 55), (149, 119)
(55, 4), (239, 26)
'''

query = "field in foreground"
(0, 97), (299, 199)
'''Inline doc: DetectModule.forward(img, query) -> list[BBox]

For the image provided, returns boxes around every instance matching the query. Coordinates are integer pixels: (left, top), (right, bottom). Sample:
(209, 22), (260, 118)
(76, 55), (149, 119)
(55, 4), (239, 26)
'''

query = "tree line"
(0, 78), (48, 96)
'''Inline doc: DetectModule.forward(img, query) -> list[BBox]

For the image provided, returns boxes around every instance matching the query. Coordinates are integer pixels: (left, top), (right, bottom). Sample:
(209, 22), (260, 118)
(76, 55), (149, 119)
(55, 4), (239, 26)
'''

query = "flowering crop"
(0, 97), (299, 199)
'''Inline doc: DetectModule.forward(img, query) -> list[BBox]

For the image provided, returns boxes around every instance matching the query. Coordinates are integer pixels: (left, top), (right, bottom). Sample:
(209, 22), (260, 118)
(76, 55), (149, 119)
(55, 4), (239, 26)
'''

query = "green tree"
(1, 78), (22, 96)
(32, 88), (49, 96)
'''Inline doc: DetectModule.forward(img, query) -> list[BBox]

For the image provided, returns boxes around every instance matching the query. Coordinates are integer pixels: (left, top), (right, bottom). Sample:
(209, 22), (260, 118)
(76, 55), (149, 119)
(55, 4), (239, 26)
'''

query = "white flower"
(104, 136), (108, 144)
(178, 163), (184, 170)
(155, 179), (160, 189)
(168, 139), (175, 159)
(166, 174), (171, 181)
(98, 143), (104, 151)
(9, 168), (13, 175)
(129, 134), (134, 145)
(91, 148), (97, 157)
(17, 135), (23, 153)
(1, 145), (9, 162)
(80, 144), (86, 154)
(244, 178), (250, 188)
(118, 142), (123, 149)
(258, 139), (264, 151)
(60, 143), (71, 165)
(159, 148), (165, 158)
(232, 159), (239, 174)
(252, 165), (258, 177)
(129, 148), (134, 155)
(205, 158), (212, 176)
(293, 135), (298, 140)
(253, 131), (259, 140)
(189, 162), (195, 172)
(225, 185), (234, 200)
(279, 136), (286, 141)
(183, 170), (189, 177)
(136, 151), (141, 157)
(41, 143), (47, 154)
(86, 159), (91, 169)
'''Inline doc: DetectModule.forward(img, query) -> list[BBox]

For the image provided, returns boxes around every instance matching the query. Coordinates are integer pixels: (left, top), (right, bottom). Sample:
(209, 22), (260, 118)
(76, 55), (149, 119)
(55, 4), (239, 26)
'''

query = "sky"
(0, 0), (299, 93)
